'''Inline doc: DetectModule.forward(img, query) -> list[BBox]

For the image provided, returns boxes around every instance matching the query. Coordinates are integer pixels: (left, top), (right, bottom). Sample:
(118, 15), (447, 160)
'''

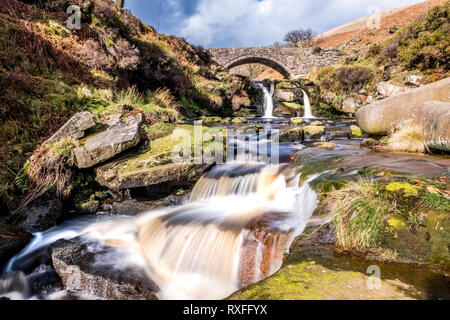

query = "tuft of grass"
(331, 178), (391, 250)
(148, 88), (180, 111)
(387, 122), (429, 153)
(114, 87), (180, 122)
(14, 137), (78, 212)
(116, 86), (143, 106)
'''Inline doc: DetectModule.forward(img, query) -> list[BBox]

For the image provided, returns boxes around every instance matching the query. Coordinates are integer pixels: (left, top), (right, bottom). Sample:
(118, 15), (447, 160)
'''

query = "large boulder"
(45, 112), (96, 144)
(49, 239), (159, 300)
(95, 125), (219, 190)
(73, 113), (143, 169)
(416, 101), (450, 151)
(0, 223), (32, 265)
(356, 77), (450, 136)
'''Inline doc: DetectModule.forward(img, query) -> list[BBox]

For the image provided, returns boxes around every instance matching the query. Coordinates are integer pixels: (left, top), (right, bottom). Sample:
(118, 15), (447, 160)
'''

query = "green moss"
(202, 116), (222, 123)
(90, 15), (100, 26)
(385, 210), (450, 265)
(282, 102), (302, 109)
(313, 142), (336, 149)
(116, 124), (226, 175)
(388, 216), (408, 231)
(350, 125), (363, 138)
(231, 117), (248, 124)
(77, 200), (100, 214)
(104, 37), (114, 47)
(304, 125), (325, 138)
(291, 118), (305, 124)
(144, 122), (176, 140)
(229, 243), (446, 300)
(386, 182), (420, 197)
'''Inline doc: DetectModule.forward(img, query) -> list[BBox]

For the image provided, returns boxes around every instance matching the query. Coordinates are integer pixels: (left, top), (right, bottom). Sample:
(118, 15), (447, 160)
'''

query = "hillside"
(307, 0), (449, 117)
(317, 0), (447, 49)
(0, 0), (249, 210)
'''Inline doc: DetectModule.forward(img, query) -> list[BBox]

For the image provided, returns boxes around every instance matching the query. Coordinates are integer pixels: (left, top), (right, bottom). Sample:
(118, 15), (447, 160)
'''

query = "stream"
(1, 88), (449, 300)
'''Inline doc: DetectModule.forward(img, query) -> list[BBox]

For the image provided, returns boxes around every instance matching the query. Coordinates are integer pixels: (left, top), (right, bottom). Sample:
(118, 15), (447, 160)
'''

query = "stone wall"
(209, 47), (343, 78)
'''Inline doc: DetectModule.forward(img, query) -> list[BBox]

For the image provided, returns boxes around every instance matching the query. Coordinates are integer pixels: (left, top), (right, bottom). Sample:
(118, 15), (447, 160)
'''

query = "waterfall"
(133, 163), (317, 299)
(301, 89), (315, 118)
(4, 163), (318, 300)
(256, 82), (275, 118)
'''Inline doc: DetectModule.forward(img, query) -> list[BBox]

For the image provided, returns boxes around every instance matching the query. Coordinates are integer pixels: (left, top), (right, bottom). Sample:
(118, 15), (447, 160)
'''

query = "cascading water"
(2, 162), (318, 300)
(256, 82), (275, 118)
(301, 89), (315, 118)
(2, 116), (318, 300)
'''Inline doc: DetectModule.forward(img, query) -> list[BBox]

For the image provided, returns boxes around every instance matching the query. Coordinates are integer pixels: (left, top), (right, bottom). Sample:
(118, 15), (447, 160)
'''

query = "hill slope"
(318, 0), (447, 49)
(0, 0), (249, 210)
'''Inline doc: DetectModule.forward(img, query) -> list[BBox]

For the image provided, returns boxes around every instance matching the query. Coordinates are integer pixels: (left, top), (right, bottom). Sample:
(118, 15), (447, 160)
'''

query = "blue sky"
(124, 0), (425, 48)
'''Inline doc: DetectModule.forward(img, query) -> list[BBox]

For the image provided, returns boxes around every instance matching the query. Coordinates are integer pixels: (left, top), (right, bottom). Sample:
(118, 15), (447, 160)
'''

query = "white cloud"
(126, 0), (426, 48)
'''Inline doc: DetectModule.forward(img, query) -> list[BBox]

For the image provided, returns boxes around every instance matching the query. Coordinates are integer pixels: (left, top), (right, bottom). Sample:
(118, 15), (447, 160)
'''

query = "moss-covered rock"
(274, 102), (303, 117)
(350, 125), (363, 139)
(385, 210), (449, 265)
(202, 116), (222, 123)
(385, 182), (420, 197)
(231, 117), (248, 124)
(77, 200), (100, 214)
(95, 125), (225, 190)
(279, 127), (303, 143)
(303, 126), (325, 140)
(229, 242), (449, 300)
(291, 118), (305, 125)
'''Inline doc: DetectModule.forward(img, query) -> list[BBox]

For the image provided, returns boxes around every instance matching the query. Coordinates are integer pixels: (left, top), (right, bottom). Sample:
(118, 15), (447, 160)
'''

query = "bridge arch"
(223, 55), (293, 79)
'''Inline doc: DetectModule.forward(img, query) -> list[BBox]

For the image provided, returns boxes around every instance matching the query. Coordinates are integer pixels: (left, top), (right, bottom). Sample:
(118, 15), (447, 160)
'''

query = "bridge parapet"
(209, 46), (342, 78)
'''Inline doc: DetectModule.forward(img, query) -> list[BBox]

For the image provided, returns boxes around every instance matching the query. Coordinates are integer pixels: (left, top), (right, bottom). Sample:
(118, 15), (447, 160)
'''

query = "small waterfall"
(3, 163), (318, 300)
(133, 163), (317, 299)
(256, 82), (275, 118)
(189, 163), (288, 202)
(301, 89), (315, 118)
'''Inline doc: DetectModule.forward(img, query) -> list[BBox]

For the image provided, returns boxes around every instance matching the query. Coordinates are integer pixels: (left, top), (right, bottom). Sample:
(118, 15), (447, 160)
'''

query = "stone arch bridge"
(209, 47), (342, 79)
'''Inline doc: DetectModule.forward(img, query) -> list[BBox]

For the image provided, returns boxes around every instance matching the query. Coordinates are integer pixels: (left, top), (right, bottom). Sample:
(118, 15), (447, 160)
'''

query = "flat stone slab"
(96, 161), (205, 191)
(49, 239), (159, 300)
(73, 113), (143, 168)
(45, 112), (96, 144)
